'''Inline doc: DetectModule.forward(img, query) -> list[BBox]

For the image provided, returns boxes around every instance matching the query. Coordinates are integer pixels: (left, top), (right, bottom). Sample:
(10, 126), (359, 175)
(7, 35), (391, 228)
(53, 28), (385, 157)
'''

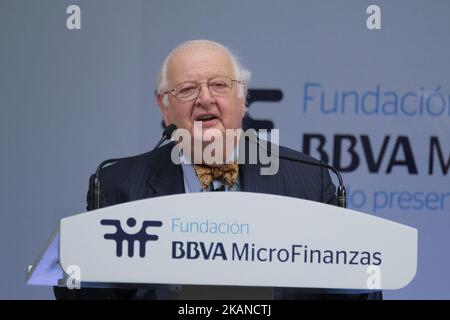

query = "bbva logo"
(100, 218), (163, 258)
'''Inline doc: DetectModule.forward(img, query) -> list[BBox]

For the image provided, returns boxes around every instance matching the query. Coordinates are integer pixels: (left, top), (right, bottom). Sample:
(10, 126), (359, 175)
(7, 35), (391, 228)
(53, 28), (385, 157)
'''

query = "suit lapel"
(238, 138), (285, 195)
(239, 162), (261, 192)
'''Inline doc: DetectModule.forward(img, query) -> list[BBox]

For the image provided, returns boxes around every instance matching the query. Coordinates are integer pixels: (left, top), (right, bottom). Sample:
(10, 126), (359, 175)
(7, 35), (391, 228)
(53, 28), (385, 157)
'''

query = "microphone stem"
(284, 157), (346, 208)
(94, 177), (100, 210)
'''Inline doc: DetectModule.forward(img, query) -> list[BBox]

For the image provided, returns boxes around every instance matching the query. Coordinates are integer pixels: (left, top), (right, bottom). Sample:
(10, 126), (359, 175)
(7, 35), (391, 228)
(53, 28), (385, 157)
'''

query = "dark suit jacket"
(54, 140), (381, 300)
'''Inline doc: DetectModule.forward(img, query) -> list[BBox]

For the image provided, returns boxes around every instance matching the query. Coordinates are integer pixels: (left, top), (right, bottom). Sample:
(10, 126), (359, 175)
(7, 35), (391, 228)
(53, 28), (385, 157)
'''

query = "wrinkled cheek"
(228, 112), (243, 129)
(173, 112), (190, 128)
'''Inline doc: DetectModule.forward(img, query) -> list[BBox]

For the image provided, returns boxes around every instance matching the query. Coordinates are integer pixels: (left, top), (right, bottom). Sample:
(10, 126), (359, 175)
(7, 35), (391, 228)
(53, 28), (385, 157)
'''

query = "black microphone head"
(163, 124), (177, 139)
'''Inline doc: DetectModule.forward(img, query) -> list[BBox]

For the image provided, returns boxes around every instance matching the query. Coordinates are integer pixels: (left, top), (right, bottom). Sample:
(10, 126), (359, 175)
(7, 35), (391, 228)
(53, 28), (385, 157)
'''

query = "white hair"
(156, 39), (251, 107)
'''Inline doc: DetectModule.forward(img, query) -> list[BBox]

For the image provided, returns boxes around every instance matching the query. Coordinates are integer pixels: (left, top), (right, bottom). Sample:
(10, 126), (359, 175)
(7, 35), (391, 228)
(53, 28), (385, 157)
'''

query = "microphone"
(92, 124), (177, 210)
(252, 134), (347, 208)
(152, 124), (177, 152)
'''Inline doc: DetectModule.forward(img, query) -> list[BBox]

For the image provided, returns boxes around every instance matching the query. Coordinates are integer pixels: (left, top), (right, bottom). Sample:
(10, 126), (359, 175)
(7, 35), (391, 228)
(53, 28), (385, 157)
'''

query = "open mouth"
(195, 114), (220, 126)
(196, 114), (218, 121)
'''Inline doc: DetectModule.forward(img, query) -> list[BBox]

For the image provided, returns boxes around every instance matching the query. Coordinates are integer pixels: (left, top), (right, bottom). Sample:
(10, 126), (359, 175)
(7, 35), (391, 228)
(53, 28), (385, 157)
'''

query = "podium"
(27, 192), (417, 299)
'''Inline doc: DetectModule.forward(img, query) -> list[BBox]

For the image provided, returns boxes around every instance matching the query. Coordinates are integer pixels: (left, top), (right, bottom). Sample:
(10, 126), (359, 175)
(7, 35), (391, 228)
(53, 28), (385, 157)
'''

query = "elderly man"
(54, 39), (381, 300)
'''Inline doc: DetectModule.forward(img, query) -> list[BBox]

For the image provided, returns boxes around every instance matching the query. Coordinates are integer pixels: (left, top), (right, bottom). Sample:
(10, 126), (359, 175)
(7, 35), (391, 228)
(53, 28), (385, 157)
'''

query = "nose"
(195, 83), (215, 106)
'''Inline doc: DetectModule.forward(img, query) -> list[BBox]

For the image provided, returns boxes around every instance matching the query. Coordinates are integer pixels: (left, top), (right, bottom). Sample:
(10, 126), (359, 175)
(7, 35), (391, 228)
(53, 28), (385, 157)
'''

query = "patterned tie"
(193, 162), (239, 191)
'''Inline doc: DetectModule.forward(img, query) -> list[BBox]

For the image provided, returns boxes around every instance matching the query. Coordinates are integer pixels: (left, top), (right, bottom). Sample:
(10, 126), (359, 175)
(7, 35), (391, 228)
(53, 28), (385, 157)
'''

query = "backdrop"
(1, 0), (449, 299)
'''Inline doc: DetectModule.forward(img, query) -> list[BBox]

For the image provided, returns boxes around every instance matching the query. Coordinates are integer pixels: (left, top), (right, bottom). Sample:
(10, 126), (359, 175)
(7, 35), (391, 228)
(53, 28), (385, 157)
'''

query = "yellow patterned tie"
(194, 162), (239, 191)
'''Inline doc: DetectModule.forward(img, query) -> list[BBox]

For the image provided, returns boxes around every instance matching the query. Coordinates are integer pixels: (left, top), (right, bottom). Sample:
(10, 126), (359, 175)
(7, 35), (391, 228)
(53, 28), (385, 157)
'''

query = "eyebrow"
(176, 73), (230, 83)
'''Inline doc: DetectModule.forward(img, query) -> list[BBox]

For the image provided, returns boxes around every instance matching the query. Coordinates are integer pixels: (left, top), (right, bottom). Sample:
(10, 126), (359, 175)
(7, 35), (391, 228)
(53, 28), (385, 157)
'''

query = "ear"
(156, 94), (170, 127)
(240, 83), (248, 117)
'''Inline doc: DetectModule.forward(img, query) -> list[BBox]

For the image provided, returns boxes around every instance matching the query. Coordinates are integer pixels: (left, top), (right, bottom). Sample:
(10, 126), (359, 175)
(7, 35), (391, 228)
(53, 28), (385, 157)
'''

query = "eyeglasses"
(163, 76), (241, 102)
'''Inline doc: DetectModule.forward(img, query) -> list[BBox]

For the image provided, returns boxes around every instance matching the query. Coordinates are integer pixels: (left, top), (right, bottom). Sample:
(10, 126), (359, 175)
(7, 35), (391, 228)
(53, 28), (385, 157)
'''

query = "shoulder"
(277, 145), (324, 176)
(278, 145), (322, 164)
(243, 136), (322, 168)
(276, 144), (337, 204)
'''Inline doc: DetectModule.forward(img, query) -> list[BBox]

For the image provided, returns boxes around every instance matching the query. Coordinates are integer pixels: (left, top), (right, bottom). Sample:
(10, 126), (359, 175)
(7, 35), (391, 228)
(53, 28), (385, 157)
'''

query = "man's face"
(157, 45), (246, 142)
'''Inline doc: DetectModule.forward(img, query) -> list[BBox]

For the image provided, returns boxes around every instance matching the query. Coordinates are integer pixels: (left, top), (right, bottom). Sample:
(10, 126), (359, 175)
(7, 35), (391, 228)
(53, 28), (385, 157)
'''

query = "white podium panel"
(54, 192), (416, 290)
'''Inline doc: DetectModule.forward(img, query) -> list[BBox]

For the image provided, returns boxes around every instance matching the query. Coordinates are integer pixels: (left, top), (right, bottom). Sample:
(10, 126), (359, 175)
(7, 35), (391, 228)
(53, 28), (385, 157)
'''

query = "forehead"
(166, 44), (235, 84)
